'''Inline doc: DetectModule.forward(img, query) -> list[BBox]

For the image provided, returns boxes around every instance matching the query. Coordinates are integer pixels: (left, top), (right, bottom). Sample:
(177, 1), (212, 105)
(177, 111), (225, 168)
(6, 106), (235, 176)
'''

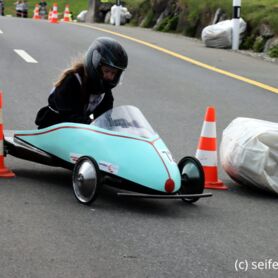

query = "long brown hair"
(54, 58), (87, 87)
(54, 58), (90, 103)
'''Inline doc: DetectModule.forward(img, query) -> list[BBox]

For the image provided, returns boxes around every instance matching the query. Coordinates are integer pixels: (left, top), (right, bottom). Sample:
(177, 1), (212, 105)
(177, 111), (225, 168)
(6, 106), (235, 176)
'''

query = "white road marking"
(14, 49), (38, 63)
(0, 30), (3, 34)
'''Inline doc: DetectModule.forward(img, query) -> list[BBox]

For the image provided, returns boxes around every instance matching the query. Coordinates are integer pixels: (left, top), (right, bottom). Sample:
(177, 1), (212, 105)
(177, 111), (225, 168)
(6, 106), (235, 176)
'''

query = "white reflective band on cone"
(0, 143), (3, 156)
(0, 111), (3, 124)
(196, 149), (217, 166)
(200, 122), (216, 138)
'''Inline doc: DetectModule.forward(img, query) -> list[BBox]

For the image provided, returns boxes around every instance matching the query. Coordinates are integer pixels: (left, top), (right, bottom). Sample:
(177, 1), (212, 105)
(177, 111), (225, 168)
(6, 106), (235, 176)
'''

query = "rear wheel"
(72, 156), (101, 205)
(178, 156), (205, 203)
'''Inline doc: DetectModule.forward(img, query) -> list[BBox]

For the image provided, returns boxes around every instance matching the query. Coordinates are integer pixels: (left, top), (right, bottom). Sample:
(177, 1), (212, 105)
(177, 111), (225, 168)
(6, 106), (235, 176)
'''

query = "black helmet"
(84, 37), (128, 92)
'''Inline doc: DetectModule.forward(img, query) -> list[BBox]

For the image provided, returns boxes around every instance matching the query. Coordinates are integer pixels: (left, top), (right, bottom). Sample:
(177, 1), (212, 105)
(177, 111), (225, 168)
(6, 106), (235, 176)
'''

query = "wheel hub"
(73, 158), (99, 204)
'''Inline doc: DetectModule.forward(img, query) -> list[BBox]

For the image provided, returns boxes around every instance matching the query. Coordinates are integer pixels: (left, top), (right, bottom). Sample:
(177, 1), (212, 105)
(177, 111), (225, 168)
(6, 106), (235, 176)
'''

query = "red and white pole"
(0, 91), (15, 178)
(115, 0), (121, 26)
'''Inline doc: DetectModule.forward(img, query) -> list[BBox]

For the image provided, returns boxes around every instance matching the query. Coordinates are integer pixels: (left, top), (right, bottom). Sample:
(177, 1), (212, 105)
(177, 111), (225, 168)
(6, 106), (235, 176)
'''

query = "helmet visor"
(100, 64), (123, 89)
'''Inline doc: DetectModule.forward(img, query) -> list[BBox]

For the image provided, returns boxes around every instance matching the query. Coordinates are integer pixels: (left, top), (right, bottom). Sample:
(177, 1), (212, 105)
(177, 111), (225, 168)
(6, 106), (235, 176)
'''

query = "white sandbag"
(77, 10), (87, 22)
(220, 117), (278, 194)
(201, 18), (246, 48)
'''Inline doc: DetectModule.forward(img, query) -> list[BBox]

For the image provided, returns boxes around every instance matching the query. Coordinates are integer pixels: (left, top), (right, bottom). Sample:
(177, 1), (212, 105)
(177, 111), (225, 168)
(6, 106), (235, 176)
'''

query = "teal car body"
(13, 106), (181, 194)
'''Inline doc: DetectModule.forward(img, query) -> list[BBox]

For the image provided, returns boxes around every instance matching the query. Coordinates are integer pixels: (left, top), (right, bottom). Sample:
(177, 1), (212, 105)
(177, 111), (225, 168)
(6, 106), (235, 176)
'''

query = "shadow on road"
(223, 179), (278, 200)
(13, 167), (72, 188)
(9, 167), (210, 218)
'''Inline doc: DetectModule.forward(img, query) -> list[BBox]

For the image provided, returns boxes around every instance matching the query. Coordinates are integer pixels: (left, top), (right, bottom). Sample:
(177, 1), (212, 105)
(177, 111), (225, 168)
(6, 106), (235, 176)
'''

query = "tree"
(86, 0), (113, 23)
(86, 0), (97, 23)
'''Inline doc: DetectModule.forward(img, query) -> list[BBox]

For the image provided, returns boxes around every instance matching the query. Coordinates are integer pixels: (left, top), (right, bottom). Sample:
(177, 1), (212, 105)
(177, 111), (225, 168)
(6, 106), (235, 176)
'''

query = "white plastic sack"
(110, 5), (131, 25)
(201, 18), (246, 48)
(220, 117), (278, 194)
(77, 10), (87, 22)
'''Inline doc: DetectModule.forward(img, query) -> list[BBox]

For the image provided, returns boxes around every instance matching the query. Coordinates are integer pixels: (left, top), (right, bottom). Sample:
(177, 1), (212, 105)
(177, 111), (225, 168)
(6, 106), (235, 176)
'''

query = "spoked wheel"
(72, 156), (101, 205)
(178, 156), (205, 203)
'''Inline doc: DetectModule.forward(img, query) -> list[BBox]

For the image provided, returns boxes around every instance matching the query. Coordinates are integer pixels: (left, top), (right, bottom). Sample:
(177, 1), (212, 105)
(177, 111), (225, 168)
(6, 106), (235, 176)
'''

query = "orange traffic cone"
(50, 3), (59, 24)
(32, 4), (40, 20)
(0, 92), (15, 178)
(48, 10), (52, 21)
(62, 4), (71, 22)
(196, 106), (227, 190)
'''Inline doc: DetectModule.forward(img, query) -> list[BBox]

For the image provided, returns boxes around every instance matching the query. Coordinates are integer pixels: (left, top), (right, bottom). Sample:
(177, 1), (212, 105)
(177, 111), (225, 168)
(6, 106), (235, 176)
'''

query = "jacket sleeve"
(92, 91), (114, 119)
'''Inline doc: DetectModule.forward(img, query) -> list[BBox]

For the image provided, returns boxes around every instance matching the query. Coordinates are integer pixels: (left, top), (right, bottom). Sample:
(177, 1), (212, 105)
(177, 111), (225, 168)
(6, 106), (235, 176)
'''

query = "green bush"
(268, 45), (278, 58)
(240, 35), (256, 50)
(163, 15), (179, 32)
(141, 9), (156, 28)
(128, 0), (278, 37)
(155, 15), (179, 32)
(128, 0), (151, 26)
(155, 16), (169, 31)
(253, 36), (266, 52)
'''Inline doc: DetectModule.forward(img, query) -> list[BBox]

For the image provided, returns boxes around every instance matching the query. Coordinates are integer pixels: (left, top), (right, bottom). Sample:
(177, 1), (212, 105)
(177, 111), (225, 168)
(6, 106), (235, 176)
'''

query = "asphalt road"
(0, 17), (278, 278)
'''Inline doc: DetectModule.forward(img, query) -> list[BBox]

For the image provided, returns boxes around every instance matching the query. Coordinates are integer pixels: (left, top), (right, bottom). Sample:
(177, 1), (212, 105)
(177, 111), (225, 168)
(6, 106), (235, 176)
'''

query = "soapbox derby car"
(4, 105), (212, 205)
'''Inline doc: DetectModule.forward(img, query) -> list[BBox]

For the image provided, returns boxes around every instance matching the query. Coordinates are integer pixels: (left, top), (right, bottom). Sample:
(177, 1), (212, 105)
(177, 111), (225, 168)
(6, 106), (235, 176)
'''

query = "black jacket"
(35, 73), (114, 129)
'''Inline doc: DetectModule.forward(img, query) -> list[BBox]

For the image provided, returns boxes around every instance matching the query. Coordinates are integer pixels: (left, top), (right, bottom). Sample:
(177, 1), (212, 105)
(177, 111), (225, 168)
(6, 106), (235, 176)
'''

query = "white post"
(232, 0), (241, 50)
(115, 0), (121, 27)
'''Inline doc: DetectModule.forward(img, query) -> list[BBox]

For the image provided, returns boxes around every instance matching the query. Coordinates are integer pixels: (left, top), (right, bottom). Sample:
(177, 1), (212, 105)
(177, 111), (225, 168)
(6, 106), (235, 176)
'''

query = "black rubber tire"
(72, 156), (101, 205)
(178, 156), (205, 203)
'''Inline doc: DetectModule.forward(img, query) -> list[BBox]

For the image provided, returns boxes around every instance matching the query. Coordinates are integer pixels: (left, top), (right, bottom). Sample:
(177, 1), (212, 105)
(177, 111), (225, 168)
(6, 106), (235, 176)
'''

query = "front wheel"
(72, 156), (101, 205)
(178, 156), (205, 203)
